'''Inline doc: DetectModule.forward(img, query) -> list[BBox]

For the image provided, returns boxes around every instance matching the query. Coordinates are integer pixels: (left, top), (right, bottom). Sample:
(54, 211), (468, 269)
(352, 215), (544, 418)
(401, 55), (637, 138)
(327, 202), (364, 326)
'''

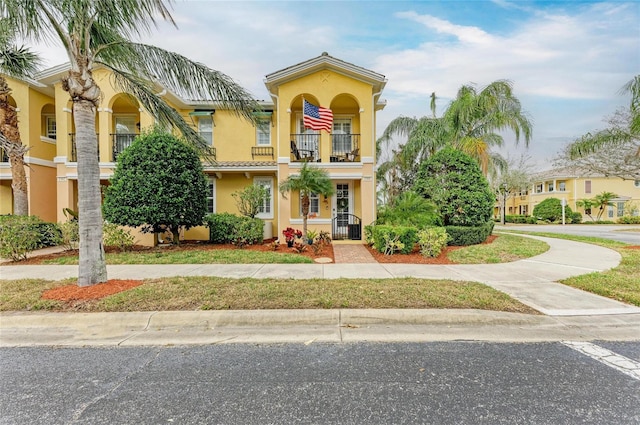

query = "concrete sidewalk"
(1, 234), (639, 347)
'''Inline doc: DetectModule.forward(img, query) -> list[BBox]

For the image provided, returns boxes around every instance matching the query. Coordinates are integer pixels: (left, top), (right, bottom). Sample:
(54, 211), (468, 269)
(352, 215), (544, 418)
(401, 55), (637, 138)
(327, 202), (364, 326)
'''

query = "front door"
(333, 182), (351, 238)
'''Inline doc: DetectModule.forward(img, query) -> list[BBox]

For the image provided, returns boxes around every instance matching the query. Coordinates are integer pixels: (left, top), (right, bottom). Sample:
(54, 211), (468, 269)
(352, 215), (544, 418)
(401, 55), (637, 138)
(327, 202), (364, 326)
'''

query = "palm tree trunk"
(301, 195), (310, 239)
(0, 77), (29, 215)
(74, 100), (107, 286)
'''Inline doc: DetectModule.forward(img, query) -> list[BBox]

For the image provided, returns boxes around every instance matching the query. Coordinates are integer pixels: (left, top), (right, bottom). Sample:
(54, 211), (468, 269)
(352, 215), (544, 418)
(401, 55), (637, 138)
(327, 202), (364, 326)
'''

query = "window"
(254, 177), (273, 219)
(300, 192), (319, 217)
(547, 183), (554, 192)
(206, 178), (216, 214)
(608, 205), (614, 218)
(617, 202), (625, 217)
(45, 116), (57, 139)
(635, 180), (640, 188)
(585, 180), (591, 194)
(199, 117), (213, 146)
(558, 181), (566, 192)
(535, 184), (543, 194)
(256, 118), (270, 146)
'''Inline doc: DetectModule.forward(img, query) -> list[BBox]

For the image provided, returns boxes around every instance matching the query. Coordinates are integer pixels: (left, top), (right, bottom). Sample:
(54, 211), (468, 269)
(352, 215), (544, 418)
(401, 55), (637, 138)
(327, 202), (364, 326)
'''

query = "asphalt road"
(496, 224), (640, 244)
(2, 342), (639, 424)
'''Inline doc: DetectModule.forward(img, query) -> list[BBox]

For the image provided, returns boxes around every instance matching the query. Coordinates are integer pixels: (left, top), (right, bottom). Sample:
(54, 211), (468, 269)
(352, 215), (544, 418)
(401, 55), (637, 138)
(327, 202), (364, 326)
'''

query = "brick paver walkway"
(332, 244), (377, 263)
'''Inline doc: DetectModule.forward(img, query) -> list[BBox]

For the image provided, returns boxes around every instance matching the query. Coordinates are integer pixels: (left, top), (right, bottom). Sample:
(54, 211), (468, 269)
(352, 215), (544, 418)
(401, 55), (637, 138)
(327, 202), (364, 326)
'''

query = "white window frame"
(300, 192), (320, 217)
(199, 117), (213, 146)
(207, 177), (216, 214)
(558, 181), (566, 192)
(634, 180), (640, 188)
(45, 115), (57, 140)
(254, 177), (273, 219)
(256, 118), (271, 146)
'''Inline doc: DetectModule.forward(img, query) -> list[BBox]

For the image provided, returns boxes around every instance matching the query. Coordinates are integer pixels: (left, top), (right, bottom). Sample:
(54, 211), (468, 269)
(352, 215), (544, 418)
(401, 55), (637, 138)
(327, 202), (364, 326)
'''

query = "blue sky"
(31, 0), (640, 170)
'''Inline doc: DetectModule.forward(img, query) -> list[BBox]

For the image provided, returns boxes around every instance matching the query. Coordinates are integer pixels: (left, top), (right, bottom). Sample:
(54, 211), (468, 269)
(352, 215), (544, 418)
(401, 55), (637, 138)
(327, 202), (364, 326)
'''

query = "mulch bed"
(366, 235), (498, 264)
(42, 279), (144, 301)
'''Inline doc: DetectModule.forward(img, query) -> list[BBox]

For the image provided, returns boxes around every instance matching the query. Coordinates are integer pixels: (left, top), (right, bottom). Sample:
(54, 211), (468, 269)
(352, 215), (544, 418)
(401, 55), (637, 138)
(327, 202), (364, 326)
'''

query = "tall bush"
(0, 215), (60, 261)
(414, 147), (494, 227)
(377, 191), (442, 228)
(533, 198), (574, 222)
(103, 129), (208, 244)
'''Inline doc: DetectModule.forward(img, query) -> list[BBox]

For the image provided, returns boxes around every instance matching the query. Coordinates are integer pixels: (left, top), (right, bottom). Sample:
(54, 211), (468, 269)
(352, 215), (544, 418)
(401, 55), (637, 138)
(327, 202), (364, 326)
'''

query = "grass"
(447, 233), (549, 264)
(43, 248), (314, 265)
(0, 277), (538, 314)
(503, 231), (640, 307)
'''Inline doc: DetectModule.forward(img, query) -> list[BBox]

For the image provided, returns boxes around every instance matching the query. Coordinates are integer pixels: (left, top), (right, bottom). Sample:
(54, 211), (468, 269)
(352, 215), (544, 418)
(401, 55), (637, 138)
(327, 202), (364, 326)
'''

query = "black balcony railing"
(112, 133), (138, 161)
(291, 133), (320, 162)
(0, 147), (8, 162)
(330, 133), (360, 162)
(69, 133), (99, 162)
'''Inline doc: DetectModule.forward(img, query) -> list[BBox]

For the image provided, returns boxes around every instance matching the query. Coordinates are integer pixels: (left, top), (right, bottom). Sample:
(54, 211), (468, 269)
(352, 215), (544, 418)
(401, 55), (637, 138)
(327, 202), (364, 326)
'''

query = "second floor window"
(585, 180), (592, 194)
(45, 116), (57, 139)
(256, 118), (270, 146)
(558, 181), (566, 191)
(199, 117), (213, 146)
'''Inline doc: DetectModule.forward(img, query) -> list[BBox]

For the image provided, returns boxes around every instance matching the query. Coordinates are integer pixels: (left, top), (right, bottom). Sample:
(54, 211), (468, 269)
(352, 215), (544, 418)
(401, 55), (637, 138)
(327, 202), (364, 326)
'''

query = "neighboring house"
(1, 53), (387, 243)
(0, 75), (58, 222)
(499, 167), (640, 221)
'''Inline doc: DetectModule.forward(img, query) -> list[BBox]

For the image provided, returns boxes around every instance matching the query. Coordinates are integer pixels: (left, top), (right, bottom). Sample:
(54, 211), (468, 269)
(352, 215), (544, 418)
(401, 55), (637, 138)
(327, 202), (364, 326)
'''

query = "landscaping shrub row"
(204, 213), (263, 246)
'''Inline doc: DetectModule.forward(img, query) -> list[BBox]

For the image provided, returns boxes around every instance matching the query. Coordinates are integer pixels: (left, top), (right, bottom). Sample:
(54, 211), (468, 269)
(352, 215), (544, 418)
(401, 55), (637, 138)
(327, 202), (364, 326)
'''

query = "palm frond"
(97, 41), (259, 121)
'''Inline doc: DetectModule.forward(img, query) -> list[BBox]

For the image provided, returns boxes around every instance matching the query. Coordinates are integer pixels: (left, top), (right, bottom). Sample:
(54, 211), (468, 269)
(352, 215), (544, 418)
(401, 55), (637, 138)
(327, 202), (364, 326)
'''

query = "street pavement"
(1, 233), (639, 347)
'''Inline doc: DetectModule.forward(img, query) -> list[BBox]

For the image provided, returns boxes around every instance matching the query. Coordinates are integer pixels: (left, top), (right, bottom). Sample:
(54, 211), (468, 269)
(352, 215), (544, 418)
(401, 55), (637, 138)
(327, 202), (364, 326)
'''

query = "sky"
(28, 0), (640, 171)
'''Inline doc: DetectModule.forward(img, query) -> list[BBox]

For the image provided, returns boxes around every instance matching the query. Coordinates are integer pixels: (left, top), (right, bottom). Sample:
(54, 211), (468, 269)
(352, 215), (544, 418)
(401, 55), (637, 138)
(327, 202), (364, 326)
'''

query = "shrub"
(371, 225), (417, 254)
(35, 222), (62, 247)
(571, 212), (583, 223)
(103, 129), (208, 244)
(364, 224), (375, 246)
(231, 184), (268, 218)
(205, 213), (241, 243)
(59, 220), (79, 251)
(505, 215), (531, 224)
(414, 147), (494, 226)
(417, 227), (448, 257)
(103, 223), (135, 252)
(232, 217), (264, 248)
(445, 222), (494, 246)
(618, 216), (640, 224)
(533, 198), (573, 223)
(204, 213), (263, 245)
(0, 215), (50, 261)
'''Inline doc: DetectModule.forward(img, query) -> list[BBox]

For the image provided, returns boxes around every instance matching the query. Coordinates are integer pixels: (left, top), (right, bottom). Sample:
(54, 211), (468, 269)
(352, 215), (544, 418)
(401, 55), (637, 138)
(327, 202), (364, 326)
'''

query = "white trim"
(53, 156), (67, 164)
(39, 136), (57, 145)
(203, 165), (277, 172)
(361, 156), (374, 164)
(63, 108), (72, 113)
(278, 157), (291, 164)
(24, 157), (56, 168)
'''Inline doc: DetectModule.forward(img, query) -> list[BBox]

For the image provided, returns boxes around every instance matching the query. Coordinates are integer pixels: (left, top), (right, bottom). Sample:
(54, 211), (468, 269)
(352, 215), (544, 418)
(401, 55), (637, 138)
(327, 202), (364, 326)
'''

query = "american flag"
(303, 99), (333, 132)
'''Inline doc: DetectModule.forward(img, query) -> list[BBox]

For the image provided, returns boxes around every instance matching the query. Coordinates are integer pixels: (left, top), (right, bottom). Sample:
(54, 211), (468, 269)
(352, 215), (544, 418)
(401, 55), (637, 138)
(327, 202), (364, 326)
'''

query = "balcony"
(69, 133), (99, 162)
(290, 133), (361, 162)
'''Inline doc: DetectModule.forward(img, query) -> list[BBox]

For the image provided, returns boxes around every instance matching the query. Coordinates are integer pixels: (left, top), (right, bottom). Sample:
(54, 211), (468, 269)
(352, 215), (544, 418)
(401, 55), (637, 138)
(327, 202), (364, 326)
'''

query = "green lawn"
(447, 233), (548, 263)
(43, 248), (314, 265)
(0, 277), (538, 314)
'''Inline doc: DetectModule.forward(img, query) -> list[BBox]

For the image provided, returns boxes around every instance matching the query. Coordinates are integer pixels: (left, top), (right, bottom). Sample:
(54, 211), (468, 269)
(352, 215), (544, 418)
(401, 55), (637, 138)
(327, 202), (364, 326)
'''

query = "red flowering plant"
(282, 227), (302, 243)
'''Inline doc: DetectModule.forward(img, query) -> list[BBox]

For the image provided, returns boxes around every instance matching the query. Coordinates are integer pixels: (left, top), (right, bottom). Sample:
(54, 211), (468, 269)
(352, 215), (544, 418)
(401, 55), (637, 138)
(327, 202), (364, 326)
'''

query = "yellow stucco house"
(502, 167), (640, 221)
(1, 53), (387, 243)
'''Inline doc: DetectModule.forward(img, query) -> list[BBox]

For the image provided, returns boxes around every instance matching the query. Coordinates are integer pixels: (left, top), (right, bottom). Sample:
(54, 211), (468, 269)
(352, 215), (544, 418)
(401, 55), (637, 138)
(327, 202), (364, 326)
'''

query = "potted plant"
(305, 229), (318, 245)
(282, 227), (302, 247)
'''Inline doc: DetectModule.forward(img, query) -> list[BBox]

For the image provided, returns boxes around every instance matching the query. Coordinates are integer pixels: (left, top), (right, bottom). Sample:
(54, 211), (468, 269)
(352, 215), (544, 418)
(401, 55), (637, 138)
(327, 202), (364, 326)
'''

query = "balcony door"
(113, 116), (137, 160)
(332, 119), (352, 155)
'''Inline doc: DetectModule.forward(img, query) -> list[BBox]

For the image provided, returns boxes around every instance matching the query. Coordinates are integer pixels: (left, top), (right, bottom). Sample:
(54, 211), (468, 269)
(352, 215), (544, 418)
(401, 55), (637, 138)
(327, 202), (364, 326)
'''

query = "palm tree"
(593, 191), (618, 221)
(379, 80), (531, 188)
(0, 19), (42, 216)
(279, 162), (334, 239)
(5, 0), (259, 286)
(569, 75), (640, 158)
